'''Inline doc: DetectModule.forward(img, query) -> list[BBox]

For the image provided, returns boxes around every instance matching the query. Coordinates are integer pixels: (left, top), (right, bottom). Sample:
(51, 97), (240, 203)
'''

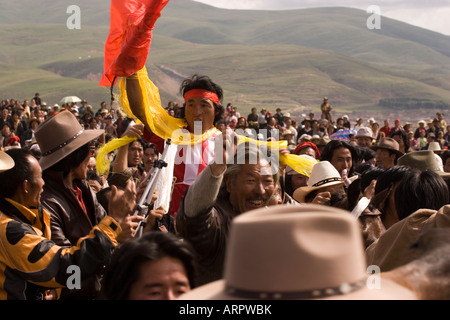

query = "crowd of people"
(1, 78), (450, 301)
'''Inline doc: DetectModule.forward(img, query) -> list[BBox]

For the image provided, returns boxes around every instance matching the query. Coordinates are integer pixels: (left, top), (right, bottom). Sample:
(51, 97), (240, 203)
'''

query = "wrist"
(210, 163), (227, 177)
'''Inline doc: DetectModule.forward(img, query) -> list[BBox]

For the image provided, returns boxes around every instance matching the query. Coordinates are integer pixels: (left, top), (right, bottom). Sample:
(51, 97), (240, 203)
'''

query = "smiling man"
(176, 135), (280, 286)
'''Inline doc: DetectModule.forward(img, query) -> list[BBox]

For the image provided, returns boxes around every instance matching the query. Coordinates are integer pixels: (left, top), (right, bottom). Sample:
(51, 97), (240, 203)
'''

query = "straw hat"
(0, 151), (15, 173)
(179, 204), (416, 300)
(292, 161), (344, 204)
(370, 137), (404, 158)
(397, 150), (450, 177)
(35, 110), (104, 171)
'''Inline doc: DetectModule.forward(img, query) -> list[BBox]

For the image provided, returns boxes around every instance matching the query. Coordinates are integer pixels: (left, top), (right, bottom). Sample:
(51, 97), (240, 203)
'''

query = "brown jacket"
(40, 169), (108, 299)
(176, 193), (239, 287)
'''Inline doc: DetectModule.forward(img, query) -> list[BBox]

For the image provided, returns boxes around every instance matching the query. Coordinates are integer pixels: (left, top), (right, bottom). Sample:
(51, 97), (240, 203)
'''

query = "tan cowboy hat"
(366, 204), (450, 272)
(35, 110), (104, 171)
(292, 161), (344, 204)
(397, 150), (450, 177)
(179, 204), (416, 300)
(0, 151), (15, 173)
(370, 137), (404, 158)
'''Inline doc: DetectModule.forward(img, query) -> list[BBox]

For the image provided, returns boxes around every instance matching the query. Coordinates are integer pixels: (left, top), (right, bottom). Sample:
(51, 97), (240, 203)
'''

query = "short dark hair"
(99, 231), (198, 300)
(45, 143), (90, 177)
(143, 142), (159, 156)
(395, 169), (449, 220)
(0, 149), (33, 198)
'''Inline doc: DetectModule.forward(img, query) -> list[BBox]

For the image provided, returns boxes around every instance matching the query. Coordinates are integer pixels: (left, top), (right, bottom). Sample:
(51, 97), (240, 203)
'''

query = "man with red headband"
(126, 74), (225, 216)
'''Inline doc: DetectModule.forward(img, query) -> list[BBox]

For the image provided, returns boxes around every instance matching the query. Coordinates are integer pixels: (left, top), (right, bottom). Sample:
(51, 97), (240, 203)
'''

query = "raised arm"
(126, 76), (148, 129)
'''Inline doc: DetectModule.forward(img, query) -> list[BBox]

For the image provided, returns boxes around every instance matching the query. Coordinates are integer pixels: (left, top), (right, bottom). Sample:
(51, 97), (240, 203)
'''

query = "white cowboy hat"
(179, 204), (416, 300)
(428, 142), (444, 154)
(292, 161), (344, 203)
(0, 151), (14, 173)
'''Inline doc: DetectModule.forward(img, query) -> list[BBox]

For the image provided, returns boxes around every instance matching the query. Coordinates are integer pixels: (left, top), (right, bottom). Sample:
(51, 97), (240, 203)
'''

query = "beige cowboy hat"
(178, 204), (416, 300)
(417, 120), (426, 126)
(0, 151), (15, 173)
(397, 150), (450, 177)
(370, 137), (404, 158)
(35, 110), (104, 171)
(292, 161), (344, 204)
(428, 142), (444, 154)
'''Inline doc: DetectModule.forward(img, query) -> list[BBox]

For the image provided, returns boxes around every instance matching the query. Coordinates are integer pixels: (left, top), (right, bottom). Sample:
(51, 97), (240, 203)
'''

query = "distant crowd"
(1, 86), (450, 301)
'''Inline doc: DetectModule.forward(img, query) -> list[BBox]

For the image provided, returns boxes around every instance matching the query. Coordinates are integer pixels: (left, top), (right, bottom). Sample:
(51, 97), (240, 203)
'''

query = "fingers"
(124, 123), (145, 139)
(312, 191), (331, 205)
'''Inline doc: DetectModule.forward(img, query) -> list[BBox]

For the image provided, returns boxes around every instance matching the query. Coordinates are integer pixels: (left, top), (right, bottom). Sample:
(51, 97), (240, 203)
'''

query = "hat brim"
(370, 146), (404, 158)
(434, 169), (450, 177)
(39, 129), (104, 171)
(178, 278), (415, 300)
(293, 180), (344, 204)
(0, 151), (15, 173)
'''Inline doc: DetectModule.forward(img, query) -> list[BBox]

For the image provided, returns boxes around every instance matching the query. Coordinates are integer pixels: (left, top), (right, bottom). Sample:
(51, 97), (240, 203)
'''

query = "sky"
(193, 0), (450, 36)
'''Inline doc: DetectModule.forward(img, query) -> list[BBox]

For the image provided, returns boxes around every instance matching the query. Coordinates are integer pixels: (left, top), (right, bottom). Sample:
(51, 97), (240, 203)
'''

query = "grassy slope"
(0, 0), (448, 115)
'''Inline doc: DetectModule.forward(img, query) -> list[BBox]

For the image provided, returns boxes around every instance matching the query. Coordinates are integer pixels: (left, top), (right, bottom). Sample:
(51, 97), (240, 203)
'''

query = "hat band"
(225, 279), (366, 300)
(312, 177), (342, 188)
(42, 130), (84, 157)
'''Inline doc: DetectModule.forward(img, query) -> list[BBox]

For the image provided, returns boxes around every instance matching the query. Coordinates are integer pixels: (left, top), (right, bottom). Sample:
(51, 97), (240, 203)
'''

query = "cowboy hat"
(366, 204), (450, 272)
(35, 110), (104, 171)
(292, 161), (344, 204)
(370, 137), (404, 158)
(397, 150), (450, 177)
(179, 204), (416, 300)
(428, 142), (444, 154)
(281, 129), (294, 137)
(0, 151), (14, 173)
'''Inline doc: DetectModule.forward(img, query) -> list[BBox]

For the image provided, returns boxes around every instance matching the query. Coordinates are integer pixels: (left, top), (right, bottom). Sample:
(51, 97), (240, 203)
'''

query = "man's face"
(127, 256), (191, 300)
(227, 162), (275, 214)
(185, 97), (216, 133)
(291, 174), (308, 190)
(357, 136), (373, 148)
(375, 149), (396, 169)
(128, 141), (144, 167)
(87, 156), (96, 171)
(143, 147), (158, 172)
(330, 147), (352, 176)
(26, 156), (45, 207)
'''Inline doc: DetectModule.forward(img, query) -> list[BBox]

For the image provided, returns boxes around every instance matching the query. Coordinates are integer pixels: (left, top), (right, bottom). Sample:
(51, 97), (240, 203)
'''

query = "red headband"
(184, 89), (220, 105)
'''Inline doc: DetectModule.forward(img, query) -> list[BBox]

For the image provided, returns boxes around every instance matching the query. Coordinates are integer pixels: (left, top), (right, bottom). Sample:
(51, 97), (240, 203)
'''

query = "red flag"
(99, 0), (170, 87)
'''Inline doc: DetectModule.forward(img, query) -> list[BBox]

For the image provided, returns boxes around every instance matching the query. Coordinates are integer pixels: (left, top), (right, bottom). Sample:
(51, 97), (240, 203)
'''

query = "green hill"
(0, 0), (448, 117)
